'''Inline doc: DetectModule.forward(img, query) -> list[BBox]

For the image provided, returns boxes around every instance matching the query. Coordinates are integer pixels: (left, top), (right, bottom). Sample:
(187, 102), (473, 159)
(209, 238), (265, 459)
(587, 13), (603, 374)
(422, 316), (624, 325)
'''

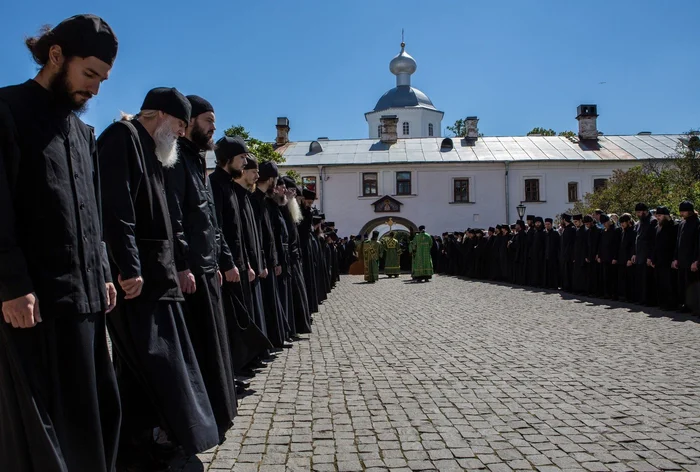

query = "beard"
(153, 122), (179, 168)
(191, 122), (214, 150)
(50, 62), (92, 114)
(287, 195), (302, 224)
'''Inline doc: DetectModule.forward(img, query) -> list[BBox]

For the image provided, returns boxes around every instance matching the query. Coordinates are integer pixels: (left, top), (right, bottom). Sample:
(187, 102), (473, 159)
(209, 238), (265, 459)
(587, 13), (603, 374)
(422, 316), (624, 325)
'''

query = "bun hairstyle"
(25, 25), (54, 66)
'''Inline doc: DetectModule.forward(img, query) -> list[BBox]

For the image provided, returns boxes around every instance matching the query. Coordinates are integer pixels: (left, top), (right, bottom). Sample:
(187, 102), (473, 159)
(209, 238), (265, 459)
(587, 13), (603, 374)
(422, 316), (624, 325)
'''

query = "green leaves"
(222, 125), (285, 164)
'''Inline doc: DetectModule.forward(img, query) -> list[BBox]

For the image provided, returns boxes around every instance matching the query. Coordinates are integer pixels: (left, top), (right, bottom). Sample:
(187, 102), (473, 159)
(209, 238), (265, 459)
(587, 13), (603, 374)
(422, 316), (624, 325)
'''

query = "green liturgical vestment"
(382, 237), (402, 276)
(363, 239), (381, 282)
(410, 232), (434, 278)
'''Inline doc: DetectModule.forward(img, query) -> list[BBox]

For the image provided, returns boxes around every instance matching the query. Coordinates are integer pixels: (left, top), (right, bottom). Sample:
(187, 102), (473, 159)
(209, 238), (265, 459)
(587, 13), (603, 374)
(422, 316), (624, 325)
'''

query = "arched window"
(402, 122), (410, 136)
(378, 125), (382, 138)
(428, 123), (434, 137)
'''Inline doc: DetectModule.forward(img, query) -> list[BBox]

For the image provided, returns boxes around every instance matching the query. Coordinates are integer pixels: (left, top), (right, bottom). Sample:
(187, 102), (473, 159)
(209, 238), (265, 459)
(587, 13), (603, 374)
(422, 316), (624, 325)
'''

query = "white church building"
(270, 42), (682, 236)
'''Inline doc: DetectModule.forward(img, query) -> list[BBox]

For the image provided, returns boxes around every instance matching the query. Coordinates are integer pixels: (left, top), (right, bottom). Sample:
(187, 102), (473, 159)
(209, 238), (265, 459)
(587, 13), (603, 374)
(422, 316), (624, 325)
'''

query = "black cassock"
(525, 227), (536, 286)
(587, 225), (602, 296)
(675, 215), (700, 312)
(653, 220), (678, 310)
(98, 119), (218, 455)
(487, 235), (499, 280)
(572, 226), (589, 293)
(299, 208), (319, 313)
(544, 229), (560, 289)
(269, 200), (295, 337)
(209, 167), (272, 370)
(250, 189), (288, 347)
(618, 226), (636, 301)
(0, 80), (120, 472)
(598, 226), (620, 299)
(281, 205), (312, 334)
(634, 214), (657, 305)
(498, 234), (511, 281)
(233, 181), (269, 338)
(559, 225), (576, 291)
(528, 228), (545, 288)
(165, 138), (237, 436)
(313, 234), (328, 302)
(511, 231), (528, 285)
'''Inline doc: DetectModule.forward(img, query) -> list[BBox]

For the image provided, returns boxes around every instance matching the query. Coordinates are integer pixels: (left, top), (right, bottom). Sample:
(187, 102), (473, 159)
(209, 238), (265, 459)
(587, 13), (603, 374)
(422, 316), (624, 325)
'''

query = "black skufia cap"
(545, 218), (553, 223)
(186, 95), (214, 118)
(51, 14), (118, 65)
(635, 202), (649, 211)
(655, 206), (670, 216)
(258, 161), (279, 180)
(599, 214), (611, 223)
(680, 201), (694, 212)
(141, 87), (191, 123)
(243, 156), (258, 170)
(215, 136), (248, 162)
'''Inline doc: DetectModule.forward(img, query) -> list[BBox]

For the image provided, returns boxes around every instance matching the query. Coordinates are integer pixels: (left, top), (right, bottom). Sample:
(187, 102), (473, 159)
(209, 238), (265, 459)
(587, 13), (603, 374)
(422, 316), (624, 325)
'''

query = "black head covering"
(572, 214), (582, 221)
(186, 95), (214, 119)
(325, 222), (335, 227)
(562, 213), (572, 222)
(516, 220), (525, 228)
(418, 225), (426, 231)
(141, 87), (191, 123)
(680, 201), (695, 212)
(635, 202), (649, 212)
(488, 227), (495, 232)
(281, 176), (297, 189)
(372, 230), (380, 239)
(495, 225), (502, 230)
(258, 161), (279, 181)
(215, 136), (248, 163)
(50, 14), (118, 65)
(534, 216), (544, 224)
(526, 215), (535, 221)
(583, 215), (593, 223)
(319, 213), (326, 220)
(599, 214), (611, 223)
(544, 218), (553, 223)
(312, 215), (322, 224)
(243, 156), (258, 170)
(619, 214), (632, 223)
(655, 206), (670, 216)
(302, 188), (316, 200)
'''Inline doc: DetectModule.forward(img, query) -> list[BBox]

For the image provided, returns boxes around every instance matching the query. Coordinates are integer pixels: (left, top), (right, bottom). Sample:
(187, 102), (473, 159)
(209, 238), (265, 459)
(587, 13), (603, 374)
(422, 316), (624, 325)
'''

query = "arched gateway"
(358, 216), (418, 238)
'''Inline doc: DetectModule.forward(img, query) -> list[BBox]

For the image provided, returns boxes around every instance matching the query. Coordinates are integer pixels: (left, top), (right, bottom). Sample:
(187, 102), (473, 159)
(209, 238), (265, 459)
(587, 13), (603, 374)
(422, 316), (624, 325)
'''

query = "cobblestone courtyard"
(177, 274), (700, 472)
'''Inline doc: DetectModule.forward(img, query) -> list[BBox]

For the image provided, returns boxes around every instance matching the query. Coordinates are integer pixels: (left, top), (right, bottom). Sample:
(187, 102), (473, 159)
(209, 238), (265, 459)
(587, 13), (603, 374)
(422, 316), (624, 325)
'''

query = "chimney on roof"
(465, 116), (479, 140)
(380, 115), (398, 144)
(276, 117), (290, 146)
(576, 105), (598, 140)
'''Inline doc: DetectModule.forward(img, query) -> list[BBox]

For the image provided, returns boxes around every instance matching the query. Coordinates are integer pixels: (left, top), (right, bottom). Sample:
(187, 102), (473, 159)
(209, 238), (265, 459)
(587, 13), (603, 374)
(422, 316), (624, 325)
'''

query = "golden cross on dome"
(385, 217), (395, 230)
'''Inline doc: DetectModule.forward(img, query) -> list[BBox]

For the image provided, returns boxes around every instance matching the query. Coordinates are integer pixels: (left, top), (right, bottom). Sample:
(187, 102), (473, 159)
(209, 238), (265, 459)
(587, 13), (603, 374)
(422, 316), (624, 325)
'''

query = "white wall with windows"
(366, 106), (444, 139)
(290, 160), (640, 236)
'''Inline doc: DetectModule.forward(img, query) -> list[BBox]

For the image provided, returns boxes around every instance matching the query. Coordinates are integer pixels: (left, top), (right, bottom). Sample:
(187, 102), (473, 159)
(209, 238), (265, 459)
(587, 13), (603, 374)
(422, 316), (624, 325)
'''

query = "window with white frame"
(402, 122), (410, 135)
(453, 178), (470, 203)
(524, 178), (540, 202)
(428, 123), (434, 137)
(396, 171), (411, 195)
(362, 172), (378, 197)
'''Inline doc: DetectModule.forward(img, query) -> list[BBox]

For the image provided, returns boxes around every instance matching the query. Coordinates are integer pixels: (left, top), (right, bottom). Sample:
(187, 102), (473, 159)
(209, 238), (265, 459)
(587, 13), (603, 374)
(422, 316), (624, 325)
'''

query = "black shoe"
(282, 342), (294, 349)
(235, 368), (256, 378)
(290, 334), (302, 341)
(235, 378), (251, 390)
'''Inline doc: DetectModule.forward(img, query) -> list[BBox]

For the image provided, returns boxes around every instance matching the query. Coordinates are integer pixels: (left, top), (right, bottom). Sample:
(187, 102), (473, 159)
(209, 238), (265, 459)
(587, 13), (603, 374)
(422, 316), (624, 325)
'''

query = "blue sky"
(2, 0), (698, 141)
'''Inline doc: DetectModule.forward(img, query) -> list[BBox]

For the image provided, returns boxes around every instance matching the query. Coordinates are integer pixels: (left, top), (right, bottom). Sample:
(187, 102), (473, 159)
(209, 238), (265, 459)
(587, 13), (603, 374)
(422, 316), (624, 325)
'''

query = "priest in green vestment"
(363, 230), (382, 283)
(409, 225), (434, 282)
(381, 232), (402, 277)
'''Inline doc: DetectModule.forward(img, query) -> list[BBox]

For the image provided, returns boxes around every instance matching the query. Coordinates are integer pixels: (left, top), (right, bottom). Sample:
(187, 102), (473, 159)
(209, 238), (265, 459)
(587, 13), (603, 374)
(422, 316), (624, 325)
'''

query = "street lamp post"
(516, 203), (526, 220)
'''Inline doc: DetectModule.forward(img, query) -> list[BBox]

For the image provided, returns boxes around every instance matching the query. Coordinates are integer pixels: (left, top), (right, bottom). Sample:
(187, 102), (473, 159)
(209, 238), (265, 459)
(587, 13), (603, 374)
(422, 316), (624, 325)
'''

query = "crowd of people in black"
(0, 14), (347, 472)
(430, 203), (700, 315)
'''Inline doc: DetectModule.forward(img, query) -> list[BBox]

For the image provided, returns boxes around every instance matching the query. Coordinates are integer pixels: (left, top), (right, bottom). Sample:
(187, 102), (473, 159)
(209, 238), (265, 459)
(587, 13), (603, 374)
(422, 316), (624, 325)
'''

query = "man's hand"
(672, 260), (678, 269)
(119, 275), (144, 300)
(106, 283), (117, 313)
(217, 270), (223, 287)
(692, 261), (698, 272)
(596, 256), (601, 263)
(248, 267), (256, 282)
(259, 269), (268, 279)
(2, 293), (41, 329)
(612, 259), (617, 265)
(274, 265), (282, 277)
(225, 267), (241, 283)
(626, 260), (633, 267)
(631, 255), (636, 264)
(178, 270), (196, 294)
(647, 258), (653, 267)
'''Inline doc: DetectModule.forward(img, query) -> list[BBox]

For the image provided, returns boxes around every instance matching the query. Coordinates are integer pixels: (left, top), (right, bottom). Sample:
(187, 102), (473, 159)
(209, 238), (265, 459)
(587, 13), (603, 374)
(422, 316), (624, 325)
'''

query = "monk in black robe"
(559, 215), (576, 291)
(597, 215), (620, 300)
(525, 216), (536, 285)
(99, 88), (219, 468)
(617, 214), (637, 302)
(209, 137), (272, 374)
(299, 192), (320, 314)
(543, 218), (560, 289)
(250, 160), (290, 348)
(674, 201), (700, 313)
(165, 96), (236, 438)
(529, 217), (546, 287)
(572, 215), (588, 294)
(510, 221), (528, 285)
(633, 203), (657, 305)
(652, 207), (678, 311)
(585, 216), (602, 296)
(0, 16), (121, 472)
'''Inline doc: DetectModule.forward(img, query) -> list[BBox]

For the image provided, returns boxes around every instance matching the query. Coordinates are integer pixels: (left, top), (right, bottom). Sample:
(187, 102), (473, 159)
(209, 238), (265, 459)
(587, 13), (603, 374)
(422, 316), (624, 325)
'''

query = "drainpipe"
(318, 165), (324, 213)
(504, 162), (510, 223)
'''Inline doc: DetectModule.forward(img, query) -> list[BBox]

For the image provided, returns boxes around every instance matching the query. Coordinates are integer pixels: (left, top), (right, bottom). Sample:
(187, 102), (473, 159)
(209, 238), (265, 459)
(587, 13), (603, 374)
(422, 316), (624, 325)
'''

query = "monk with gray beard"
(98, 87), (219, 471)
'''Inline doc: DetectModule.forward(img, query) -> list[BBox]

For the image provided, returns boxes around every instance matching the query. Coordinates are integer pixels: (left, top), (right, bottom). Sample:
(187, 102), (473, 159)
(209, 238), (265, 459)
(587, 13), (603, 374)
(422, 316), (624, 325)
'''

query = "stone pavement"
(175, 274), (700, 471)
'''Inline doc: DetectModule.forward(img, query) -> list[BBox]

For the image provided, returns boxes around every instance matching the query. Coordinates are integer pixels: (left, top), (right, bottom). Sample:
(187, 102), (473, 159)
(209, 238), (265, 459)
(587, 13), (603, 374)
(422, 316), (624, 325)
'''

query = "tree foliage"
(284, 169), (301, 183)
(558, 130), (576, 139)
(446, 119), (467, 137)
(571, 130), (700, 216)
(222, 124), (285, 164)
(527, 127), (556, 136)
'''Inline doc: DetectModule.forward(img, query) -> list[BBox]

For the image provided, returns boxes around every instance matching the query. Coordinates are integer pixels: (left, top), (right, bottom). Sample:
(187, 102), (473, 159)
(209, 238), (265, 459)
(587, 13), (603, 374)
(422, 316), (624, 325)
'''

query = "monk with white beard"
(98, 87), (219, 471)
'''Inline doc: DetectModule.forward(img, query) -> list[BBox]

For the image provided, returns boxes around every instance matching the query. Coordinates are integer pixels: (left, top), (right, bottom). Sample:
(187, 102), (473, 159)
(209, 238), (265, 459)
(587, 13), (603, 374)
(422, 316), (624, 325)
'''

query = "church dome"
(389, 44), (417, 76)
(373, 86), (436, 112)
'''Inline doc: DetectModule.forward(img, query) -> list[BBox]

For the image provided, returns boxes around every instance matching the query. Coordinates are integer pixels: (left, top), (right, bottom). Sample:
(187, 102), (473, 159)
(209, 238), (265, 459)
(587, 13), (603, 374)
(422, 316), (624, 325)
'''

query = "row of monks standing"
(436, 204), (700, 314)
